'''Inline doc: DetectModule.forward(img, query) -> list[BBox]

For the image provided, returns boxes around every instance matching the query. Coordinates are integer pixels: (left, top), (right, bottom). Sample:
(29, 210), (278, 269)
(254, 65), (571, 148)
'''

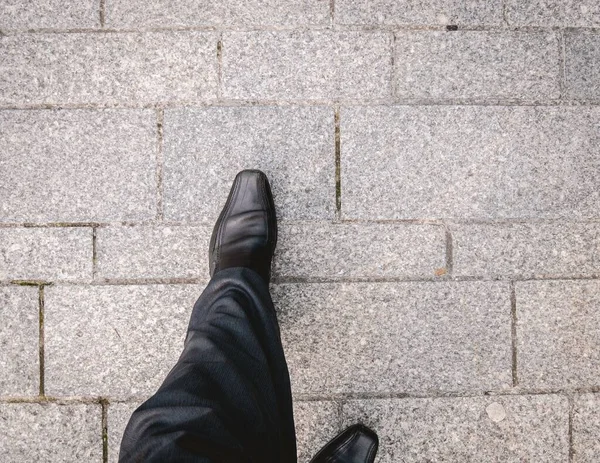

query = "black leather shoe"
(209, 170), (277, 283)
(309, 424), (378, 463)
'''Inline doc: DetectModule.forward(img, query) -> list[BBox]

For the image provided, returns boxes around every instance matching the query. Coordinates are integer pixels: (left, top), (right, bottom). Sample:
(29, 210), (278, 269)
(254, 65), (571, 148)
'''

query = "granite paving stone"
(274, 281), (512, 395)
(335, 0), (502, 26)
(222, 31), (393, 100)
(506, 0), (600, 27)
(0, 32), (217, 106)
(0, 110), (156, 223)
(342, 395), (569, 462)
(96, 225), (211, 280)
(163, 107), (334, 222)
(573, 394), (600, 463)
(517, 280), (600, 389)
(108, 401), (144, 463)
(106, 0), (329, 28)
(0, 0), (99, 30)
(565, 32), (600, 100)
(341, 106), (600, 220)
(0, 227), (92, 281)
(0, 286), (39, 396)
(274, 222), (446, 280)
(45, 284), (203, 397)
(453, 222), (600, 279)
(395, 31), (559, 100)
(294, 401), (340, 463)
(0, 403), (102, 461)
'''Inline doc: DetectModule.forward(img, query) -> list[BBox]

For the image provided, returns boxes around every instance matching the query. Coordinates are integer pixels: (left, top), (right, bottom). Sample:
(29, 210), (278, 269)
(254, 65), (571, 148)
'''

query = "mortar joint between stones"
(336, 399), (344, 433)
(156, 108), (165, 222)
(567, 393), (575, 463)
(510, 281), (518, 388)
(101, 398), (109, 463)
(38, 285), (46, 397)
(329, 0), (335, 26)
(217, 35), (224, 100)
(92, 226), (98, 279)
(99, 0), (106, 28)
(443, 224), (454, 278)
(334, 106), (341, 220)
(558, 29), (567, 100)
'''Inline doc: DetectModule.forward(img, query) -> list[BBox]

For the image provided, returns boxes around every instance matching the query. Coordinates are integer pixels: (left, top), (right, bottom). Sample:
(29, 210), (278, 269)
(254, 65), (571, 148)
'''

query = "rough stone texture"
(45, 284), (202, 397)
(506, 1), (600, 27)
(294, 401), (340, 462)
(0, 403), (102, 461)
(274, 222), (447, 280)
(0, 227), (92, 281)
(336, 0), (502, 25)
(274, 281), (512, 395)
(96, 226), (211, 280)
(0, 286), (39, 396)
(565, 32), (600, 100)
(0, 110), (156, 223)
(163, 107), (334, 222)
(342, 106), (600, 220)
(395, 31), (559, 100)
(0, 0), (98, 30)
(342, 395), (569, 462)
(222, 31), (393, 100)
(108, 401), (144, 463)
(517, 281), (600, 389)
(3, 0), (600, 455)
(452, 222), (600, 278)
(106, 0), (329, 28)
(0, 32), (217, 106)
(573, 394), (600, 463)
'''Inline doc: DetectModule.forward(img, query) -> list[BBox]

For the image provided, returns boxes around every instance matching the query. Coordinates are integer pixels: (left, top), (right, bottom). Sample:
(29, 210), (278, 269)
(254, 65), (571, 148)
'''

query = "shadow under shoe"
(209, 169), (277, 283)
(309, 424), (378, 463)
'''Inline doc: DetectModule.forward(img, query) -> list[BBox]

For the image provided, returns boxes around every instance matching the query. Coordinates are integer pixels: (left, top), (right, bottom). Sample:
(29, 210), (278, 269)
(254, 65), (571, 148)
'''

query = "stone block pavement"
(0, 1), (599, 462)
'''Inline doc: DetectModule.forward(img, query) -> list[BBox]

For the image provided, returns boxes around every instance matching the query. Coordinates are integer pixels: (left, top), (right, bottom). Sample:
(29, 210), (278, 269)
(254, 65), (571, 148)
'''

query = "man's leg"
(119, 267), (296, 463)
(119, 171), (296, 462)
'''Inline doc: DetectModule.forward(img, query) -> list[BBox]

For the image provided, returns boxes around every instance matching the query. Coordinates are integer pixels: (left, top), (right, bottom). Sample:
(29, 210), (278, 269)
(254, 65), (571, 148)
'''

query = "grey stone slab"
(163, 107), (335, 222)
(108, 401), (144, 463)
(0, 403), (102, 461)
(341, 106), (600, 220)
(45, 284), (203, 397)
(274, 222), (447, 280)
(294, 401), (340, 462)
(336, 0), (502, 26)
(0, 32), (217, 106)
(96, 226), (211, 280)
(343, 395), (569, 462)
(506, 1), (600, 27)
(106, 0), (329, 28)
(0, 286), (38, 396)
(517, 280), (600, 389)
(0, 0), (98, 30)
(453, 222), (600, 279)
(565, 32), (600, 100)
(395, 31), (559, 100)
(274, 281), (512, 395)
(0, 227), (92, 281)
(0, 110), (156, 223)
(573, 394), (600, 463)
(222, 31), (393, 100)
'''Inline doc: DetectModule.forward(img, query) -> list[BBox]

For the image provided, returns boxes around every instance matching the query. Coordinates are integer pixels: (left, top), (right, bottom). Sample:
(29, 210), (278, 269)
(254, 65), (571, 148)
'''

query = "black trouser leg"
(119, 268), (297, 463)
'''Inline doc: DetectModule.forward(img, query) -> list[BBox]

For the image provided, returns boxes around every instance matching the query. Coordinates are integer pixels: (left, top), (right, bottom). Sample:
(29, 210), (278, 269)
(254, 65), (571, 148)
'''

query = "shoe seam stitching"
(215, 177), (240, 273)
